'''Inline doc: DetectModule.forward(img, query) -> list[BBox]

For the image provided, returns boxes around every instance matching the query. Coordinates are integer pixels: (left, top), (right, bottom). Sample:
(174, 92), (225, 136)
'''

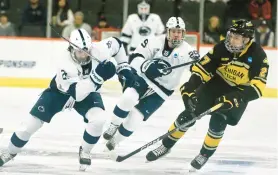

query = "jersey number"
(200, 55), (211, 65)
(141, 39), (148, 48)
(259, 67), (267, 78)
(188, 50), (200, 60)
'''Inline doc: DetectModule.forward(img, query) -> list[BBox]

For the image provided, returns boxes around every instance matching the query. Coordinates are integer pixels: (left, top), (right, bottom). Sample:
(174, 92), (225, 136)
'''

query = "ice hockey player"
(120, 0), (165, 54)
(102, 17), (200, 152)
(0, 28), (135, 171)
(146, 19), (269, 172)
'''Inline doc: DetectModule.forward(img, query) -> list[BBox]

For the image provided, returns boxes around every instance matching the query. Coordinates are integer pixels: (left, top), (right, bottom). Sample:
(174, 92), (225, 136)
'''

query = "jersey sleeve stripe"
(253, 76), (267, 84)
(191, 64), (212, 82)
(251, 79), (266, 97)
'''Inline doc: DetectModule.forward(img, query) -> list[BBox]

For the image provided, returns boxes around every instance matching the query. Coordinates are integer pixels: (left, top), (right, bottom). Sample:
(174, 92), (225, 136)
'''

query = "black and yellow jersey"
(191, 40), (269, 101)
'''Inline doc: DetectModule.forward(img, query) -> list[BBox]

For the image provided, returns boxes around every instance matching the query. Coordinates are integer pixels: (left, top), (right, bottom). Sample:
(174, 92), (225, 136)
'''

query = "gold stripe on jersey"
(254, 76), (267, 83)
(239, 41), (253, 57)
(191, 63), (212, 82)
(216, 61), (251, 86)
(250, 78), (266, 97)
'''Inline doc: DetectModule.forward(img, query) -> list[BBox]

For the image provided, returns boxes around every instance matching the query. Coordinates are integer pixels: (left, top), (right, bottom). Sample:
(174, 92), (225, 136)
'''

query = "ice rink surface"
(0, 87), (277, 175)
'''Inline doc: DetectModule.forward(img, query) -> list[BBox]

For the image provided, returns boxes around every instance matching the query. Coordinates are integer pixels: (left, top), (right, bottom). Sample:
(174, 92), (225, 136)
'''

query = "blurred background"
(0, 0), (277, 48)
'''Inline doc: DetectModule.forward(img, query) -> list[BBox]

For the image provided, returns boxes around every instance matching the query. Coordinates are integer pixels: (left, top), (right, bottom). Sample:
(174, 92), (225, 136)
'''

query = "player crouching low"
(0, 28), (134, 171)
(146, 19), (269, 172)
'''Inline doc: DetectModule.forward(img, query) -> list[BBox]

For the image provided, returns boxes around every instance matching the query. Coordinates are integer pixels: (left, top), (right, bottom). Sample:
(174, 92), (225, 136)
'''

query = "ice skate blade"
(184, 165), (198, 174)
(79, 164), (88, 171)
(108, 150), (118, 161)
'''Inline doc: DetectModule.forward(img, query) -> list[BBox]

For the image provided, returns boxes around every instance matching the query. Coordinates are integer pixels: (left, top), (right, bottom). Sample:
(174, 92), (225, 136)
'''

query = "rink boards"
(0, 37), (277, 97)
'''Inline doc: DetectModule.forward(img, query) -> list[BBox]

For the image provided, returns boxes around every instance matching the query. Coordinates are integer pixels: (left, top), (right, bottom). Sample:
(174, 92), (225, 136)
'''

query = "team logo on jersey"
(38, 106), (45, 112)
(153, 58), (172, 75)
(247, 57), (253, 63)
(138, 26), (152, 36)
(163, 50), (170, 57)
(173, 53), (178, 58)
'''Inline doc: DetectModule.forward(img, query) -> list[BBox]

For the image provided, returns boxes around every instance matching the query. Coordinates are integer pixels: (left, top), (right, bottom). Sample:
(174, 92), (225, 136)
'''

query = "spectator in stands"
(223, 0), (250, 30)
(52, 0), (74, 28)
(254, 20), (274, 47)
(0, 0), (10, 12)
(21, 0), (46, 26)
(62, 11), (92, 38)
(203, 16), (222, 44)
(249, 0), (272, 20)
(92, 15), (117, 40)
(95, 15), (110, 29)
(0, 11), (16, 36)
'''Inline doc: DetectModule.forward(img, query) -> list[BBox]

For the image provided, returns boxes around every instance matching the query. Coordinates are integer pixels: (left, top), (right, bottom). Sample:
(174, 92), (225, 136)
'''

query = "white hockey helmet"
(166, 17), (186, 47)
(69, 28), (92, 65)
(137, 1), (150, 15)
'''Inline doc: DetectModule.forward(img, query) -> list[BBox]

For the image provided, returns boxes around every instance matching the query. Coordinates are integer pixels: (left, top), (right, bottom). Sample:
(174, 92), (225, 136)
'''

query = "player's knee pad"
(16, 114), (44, 141)
(117, 87), (139, 111)
(122, 108), (144, 132)
(175, 110), (196, 130)
(85, 107), (106, 134)
(209, 113), (227, 132)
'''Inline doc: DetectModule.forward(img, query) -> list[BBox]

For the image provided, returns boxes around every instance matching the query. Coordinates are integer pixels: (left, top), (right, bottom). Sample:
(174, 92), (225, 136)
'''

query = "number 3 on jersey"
(141, 39), (148, 48)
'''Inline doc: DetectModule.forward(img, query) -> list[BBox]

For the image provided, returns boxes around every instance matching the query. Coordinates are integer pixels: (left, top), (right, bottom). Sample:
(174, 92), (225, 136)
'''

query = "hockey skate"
(78, 146), (91, 171)
(146, 144), (171, 162)
(188, 154), (209, 173)
(0, 150), (16, 166)
(103, 123), (119, 141)
(105, 137), (117, 152)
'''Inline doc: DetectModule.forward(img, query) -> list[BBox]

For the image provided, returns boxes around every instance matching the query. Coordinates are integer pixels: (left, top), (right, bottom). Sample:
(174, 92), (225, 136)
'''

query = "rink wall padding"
(0, 37), (277, 98)
(0, 77), (277, 98)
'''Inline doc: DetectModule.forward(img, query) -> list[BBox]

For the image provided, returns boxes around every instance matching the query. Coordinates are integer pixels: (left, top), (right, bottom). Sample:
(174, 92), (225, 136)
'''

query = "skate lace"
(105, 124), (119, 135)
(195, 154), (208, 165)
(153, 145), (168, 156)
(80, 151), (91, 160)
(0, 151), (14, 162)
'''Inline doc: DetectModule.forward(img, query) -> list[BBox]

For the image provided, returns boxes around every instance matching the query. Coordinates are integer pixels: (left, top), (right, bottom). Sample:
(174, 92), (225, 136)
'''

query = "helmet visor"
(225, 32), (249, 53)
(72, 48), (92, 65)
(167, 28), (185, 47)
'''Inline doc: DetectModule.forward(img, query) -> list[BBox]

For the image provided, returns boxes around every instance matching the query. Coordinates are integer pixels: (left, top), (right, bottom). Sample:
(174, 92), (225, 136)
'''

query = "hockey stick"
(158, 59), (199, 74)
(114, 103), (223, 162)
(49, 23), (101, 63)
(164, 59), (199, 71)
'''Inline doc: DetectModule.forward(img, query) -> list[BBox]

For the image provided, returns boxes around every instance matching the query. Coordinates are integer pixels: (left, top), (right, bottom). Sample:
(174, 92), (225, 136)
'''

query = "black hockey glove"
(141, 59), (170, 79)
(118, 69), (140, 88)
(180, 82), (198, 112)
(216, 91), (244, 111)
(90, 61), (116, 85)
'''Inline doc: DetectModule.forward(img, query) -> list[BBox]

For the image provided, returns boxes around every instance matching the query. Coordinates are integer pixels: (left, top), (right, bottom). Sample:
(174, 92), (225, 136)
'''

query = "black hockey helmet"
(228, 19), (255, 39)
(225, 19), (255, 53)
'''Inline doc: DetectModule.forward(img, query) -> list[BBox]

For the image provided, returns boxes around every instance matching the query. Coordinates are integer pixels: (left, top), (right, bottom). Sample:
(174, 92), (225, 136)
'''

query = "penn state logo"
(138, 26), (151, 36)
(141, 58), (172, 76)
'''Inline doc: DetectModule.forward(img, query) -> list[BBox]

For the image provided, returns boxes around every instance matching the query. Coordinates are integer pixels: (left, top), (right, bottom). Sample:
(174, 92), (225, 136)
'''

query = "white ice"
(0, 87), (277, 175)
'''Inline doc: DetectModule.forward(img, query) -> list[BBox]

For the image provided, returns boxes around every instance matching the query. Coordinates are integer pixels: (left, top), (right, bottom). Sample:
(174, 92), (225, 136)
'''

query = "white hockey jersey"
(120, 13), (165, 51)
(130, 35), (199, 99)
(52, 37), (128, 102)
